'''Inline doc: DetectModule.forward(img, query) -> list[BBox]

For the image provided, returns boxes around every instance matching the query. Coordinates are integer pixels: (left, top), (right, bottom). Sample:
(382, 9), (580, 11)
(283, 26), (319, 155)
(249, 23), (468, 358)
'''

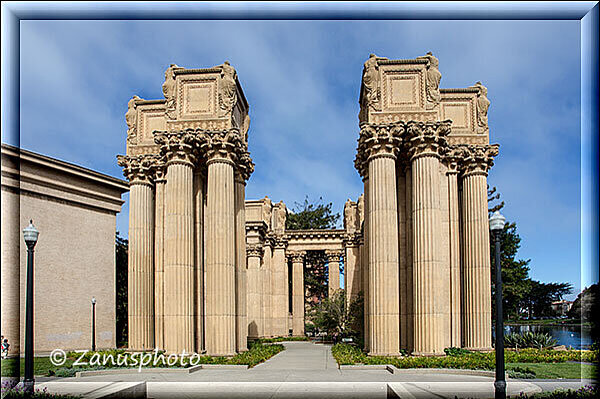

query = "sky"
(13, 18), (592, 299)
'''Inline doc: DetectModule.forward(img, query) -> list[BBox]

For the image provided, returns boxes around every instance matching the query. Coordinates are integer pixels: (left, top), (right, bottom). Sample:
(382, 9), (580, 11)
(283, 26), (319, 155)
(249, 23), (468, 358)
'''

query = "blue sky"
(13, 19), (591, 299)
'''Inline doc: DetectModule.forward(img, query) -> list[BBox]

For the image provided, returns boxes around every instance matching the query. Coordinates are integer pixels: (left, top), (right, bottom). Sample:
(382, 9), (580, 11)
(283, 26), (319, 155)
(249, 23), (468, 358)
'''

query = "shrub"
(508, 365), (536, 379)
(1, 382), (81, 398)
(516, 385), (599, 398)
(504, 332), (557, 349)
(444, 347), (473, 356)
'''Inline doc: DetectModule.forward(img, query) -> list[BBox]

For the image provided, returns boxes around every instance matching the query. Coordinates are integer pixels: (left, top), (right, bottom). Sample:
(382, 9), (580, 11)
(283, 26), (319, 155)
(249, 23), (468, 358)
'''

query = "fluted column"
(362, 177), (370, 352)
(343, 239), (360, 303)
(194, 170), (205, 352)
(205, 155), (236, 356)
(246, 245), (263, 339)
(408, 122), (449, 356)
(272, 238), (288, 336)
(154, 166), (166, 350)
(396, 163), (408, 351)
(326, 250), (341, 297)
(234, 173), (248, 351)
(445, 153), (462, 348)
(288, 251), (306, 336)
(461, 145), (498, 351)
(164, 157), (195, 353)
(404, 167), (414, 353)
(117, 155), (156, 351)
(261, 241), (273, 337)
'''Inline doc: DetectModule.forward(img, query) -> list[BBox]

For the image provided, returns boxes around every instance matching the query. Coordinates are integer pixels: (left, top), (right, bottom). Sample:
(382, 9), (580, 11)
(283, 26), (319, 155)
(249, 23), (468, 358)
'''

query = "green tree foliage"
(115, 232), (128, 347)
(308, 289), (363, 340)
(567, 283), (598, 321)
(286, 196), (340, 230)
(304, 250), (328, 304)
(488, 187), (572, 320)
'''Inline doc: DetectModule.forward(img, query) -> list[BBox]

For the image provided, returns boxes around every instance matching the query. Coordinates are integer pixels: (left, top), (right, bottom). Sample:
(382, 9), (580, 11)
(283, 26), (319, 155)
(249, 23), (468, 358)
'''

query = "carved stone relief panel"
(178, 77), (218, 120)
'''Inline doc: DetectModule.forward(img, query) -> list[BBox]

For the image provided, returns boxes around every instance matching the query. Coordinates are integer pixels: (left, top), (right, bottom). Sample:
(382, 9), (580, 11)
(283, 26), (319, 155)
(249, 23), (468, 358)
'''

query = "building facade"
(1, 144), (128, 355)
(121, 53), (498, 357)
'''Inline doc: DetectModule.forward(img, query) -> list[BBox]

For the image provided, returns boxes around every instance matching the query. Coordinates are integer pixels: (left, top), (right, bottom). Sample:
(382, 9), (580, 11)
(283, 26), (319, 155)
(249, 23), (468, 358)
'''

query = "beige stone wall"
(1, 144), (127, 355)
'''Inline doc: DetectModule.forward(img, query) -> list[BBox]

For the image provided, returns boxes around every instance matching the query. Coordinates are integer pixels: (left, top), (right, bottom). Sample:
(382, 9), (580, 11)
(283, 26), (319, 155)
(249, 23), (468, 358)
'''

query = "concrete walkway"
(32, 342), (592, 398)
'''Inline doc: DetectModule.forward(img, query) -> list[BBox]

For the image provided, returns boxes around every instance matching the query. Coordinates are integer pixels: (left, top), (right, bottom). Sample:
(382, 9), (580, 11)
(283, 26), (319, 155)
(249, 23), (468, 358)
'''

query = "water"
(503, 324), (593, 349)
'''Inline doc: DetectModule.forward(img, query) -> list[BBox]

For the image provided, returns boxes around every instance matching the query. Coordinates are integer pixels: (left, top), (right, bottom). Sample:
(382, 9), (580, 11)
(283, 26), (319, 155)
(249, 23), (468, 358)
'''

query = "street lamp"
(23, 220), (39, 394)
(490, 211), (507, 399)
(91, 297), (97, 351)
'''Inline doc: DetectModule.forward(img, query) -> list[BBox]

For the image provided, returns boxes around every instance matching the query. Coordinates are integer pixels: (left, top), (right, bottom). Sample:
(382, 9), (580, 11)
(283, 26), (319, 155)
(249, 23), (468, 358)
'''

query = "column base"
(464, 347), (493, 352)
(410, 351), (446, 357)
(367, 351), (403, 357)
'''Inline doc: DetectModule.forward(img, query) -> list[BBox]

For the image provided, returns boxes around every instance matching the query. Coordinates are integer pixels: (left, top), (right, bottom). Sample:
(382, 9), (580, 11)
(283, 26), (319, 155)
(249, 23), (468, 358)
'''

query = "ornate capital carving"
(287, 250), (306, 263)
(154, 130), (197, 166)
(416, 52), (442, 110)
(117, 154), (158, 185)
(460, 144), (499, 177)
(273, 236), (288, 249)
(246, 244), (264, 258)
(354, 122), (404, 177)
(443, 145), (465, 174)
(325, 250), (342, 262)
(125, 95), (142, 144)
(196, 128), (244, 164)
(404, 120), (451, 161)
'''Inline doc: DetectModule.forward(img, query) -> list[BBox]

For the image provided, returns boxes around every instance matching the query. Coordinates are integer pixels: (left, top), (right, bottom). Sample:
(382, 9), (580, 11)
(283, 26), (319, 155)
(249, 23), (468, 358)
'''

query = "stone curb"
(339, 364), (499, 377)
(75, 364), (247, 377)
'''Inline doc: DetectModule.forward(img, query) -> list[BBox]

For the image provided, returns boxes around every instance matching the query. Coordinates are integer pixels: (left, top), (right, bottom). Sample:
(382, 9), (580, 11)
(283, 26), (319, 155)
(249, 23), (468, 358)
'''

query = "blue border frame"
(2, 0), (598, 362)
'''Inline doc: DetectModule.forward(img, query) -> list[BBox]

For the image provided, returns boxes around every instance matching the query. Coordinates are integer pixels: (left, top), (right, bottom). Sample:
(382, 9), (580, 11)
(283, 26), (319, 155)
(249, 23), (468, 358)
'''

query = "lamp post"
(490, 211), (507, 399)
(22, 220), (39, 394)
(91, 297), (97, 352)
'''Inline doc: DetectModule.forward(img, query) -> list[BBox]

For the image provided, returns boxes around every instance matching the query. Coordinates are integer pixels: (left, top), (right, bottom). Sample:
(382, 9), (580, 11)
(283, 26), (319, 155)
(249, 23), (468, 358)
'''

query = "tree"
(115, 232), (128, 347)
(286, 196), (340, 230)
(567, 283), (598, 321)
(488, 186), (572, 320)
(308, 289), (363, 340)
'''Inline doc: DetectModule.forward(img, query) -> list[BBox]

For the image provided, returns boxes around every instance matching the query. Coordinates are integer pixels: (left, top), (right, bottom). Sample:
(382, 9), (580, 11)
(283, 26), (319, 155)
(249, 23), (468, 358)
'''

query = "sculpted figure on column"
(125, 95), (142, 144)
(162, 64), (180, 120)
(473, 82), (491, 133)
(362, 54), (382, 112)
(344, 199), (358, 234)
(218, 61), (238, 117)
(416, 52), (442, 110)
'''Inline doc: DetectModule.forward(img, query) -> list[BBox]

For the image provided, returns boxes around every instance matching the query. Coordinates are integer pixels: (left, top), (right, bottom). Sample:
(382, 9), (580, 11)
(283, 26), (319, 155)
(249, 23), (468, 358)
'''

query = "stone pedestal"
(164, 159), (195, 353)
(205, 157), (236, 356)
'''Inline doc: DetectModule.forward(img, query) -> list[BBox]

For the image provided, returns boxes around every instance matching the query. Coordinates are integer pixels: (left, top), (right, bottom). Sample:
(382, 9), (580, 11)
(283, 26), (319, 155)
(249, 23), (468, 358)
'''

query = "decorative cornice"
(116, 154), (159, 185)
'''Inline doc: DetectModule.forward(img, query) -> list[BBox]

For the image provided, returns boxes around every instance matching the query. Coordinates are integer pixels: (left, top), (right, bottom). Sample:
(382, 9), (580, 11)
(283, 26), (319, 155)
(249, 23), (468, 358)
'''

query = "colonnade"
(118, 129), (253, 356)
(355, 122), (498, 355)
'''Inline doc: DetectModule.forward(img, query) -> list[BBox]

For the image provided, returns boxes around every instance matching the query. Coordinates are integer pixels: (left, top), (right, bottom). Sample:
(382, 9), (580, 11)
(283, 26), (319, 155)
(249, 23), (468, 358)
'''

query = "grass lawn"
(1, 357), (75, 377)
(507, 362), (597, 379)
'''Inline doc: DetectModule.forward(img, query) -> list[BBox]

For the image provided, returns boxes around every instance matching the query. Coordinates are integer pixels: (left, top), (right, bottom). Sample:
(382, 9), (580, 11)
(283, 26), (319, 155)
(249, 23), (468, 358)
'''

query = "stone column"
(396, 162), (409, 351)
(246, 244), (263, 339)
(343, 239), (360, 303)
(362, 177), (370, 352)
(461, 145), (498, 351)
(445, 152), (462, 348)
(261, 241), (273, 337)
(118, 155), (155, 351)
(326, 250), (341, 298)
(404, 167), (414, 353)
(154, 165), (166, 350)
(194, 170), (205, 353)
(205, 155), (236, 356)
(162, 141), (195, 353)
(272, 238), (288, 337)
(289, 251), (306, 336)
(234, 173), (248, 351)
(408, 121), (449, 356)
(358, 123), (401, 356)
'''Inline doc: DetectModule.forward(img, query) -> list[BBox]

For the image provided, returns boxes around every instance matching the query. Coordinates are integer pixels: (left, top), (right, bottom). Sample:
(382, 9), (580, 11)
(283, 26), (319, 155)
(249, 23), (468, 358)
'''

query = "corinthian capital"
(117, 154), (158, 185)
(246, 244), (264, 258)
(196, 128), (245, 165)
(443, 145), (466, 174)
(325, 250), (342, 262)
(286, 250), (306, 263)
(404, 120), (451, 160)
(460, 144), (499, 176)
(354, 122), (404, 178)
(154, 130), (197, 166)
